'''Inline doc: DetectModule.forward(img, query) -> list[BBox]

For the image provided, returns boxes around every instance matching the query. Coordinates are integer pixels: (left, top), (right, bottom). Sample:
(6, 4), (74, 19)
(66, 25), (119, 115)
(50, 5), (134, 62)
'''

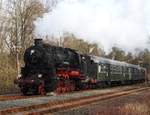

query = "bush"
(120, 102), (149, 115)
(0, 54), (20, 94)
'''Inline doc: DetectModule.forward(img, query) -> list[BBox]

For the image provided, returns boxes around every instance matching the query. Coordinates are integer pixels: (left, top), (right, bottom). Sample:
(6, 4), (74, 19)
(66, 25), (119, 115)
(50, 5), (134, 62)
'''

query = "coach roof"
(91, 55), (140, 68)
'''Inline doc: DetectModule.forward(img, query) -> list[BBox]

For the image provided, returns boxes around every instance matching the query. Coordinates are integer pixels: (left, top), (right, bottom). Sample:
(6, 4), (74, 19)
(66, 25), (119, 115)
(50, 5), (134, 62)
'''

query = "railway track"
(0, 85), (149, 115)
(0, 84), (144, 101)
(0, 83), (146, 101)
(0, 94), (42, 101)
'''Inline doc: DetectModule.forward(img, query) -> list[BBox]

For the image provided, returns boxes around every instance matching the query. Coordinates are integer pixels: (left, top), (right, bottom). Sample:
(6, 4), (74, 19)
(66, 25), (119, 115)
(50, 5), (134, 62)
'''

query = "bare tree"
(62, 33), (103, 56)
(0, 0), (57, 76)
(0, 0), (6, 53)
(3, 0), (44, 55)
(2, 0), (56, 55)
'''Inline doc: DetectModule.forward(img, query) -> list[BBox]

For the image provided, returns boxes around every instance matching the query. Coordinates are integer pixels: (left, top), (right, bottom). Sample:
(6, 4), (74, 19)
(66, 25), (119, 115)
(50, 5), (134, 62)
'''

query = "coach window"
(135, 68), (138, 74)
(98, 64), (101, 73)
(100, 64), (106, 73)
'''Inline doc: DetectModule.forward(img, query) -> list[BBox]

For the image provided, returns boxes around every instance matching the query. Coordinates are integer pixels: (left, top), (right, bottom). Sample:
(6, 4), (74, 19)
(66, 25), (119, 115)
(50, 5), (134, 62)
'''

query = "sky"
(34, 0), (150, 53)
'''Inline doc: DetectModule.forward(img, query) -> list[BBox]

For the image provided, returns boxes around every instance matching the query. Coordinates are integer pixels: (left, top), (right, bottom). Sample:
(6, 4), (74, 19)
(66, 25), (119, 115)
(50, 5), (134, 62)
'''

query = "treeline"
(106, 47), (150, 69)
(44, 33), (105, 56)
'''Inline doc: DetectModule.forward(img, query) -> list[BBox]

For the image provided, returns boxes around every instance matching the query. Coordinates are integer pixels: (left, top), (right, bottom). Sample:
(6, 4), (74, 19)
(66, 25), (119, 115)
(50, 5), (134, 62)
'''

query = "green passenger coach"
(89, 56), (146, 86)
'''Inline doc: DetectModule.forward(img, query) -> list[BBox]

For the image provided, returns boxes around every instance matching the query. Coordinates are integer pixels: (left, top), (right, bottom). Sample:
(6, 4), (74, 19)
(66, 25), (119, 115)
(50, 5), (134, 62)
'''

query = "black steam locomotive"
(15, 39), (147, 95)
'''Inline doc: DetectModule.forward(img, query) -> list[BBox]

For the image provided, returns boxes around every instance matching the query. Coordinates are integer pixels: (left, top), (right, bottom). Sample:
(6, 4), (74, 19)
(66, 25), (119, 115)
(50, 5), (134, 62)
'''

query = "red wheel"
(66, 87), (70, 92)
(62, 87), (66, 93)
(38, 84), (46, 95)
(55, 80), (64, 94)
(56, 87), (61, 94)
(70, 81), (75, 91)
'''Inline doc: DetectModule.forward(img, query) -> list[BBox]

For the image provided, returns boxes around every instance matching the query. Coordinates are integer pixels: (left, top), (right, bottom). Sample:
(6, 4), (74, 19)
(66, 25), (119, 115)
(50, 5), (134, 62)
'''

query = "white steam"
(35, 0), (150, 53)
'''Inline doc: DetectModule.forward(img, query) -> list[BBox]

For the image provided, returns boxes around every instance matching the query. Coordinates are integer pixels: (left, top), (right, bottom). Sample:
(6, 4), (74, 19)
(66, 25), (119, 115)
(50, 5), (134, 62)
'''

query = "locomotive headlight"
(17, 74), (22, 79)
(38, 74), (42, 78)
(30, 50), (35, 55)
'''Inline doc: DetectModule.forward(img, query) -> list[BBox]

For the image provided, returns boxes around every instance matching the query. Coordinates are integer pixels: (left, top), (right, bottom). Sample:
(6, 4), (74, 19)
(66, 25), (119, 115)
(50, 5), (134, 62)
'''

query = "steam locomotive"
(15, 39), (147, 95)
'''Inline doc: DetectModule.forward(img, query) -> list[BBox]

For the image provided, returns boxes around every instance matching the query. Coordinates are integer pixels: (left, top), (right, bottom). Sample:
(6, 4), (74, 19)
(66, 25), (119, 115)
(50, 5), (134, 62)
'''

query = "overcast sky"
(35, 0), (150, 53)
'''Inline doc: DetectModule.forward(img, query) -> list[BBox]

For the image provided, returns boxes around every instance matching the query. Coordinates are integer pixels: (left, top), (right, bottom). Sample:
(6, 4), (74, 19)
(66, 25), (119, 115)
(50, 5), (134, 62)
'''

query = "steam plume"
(35, 0), (150, 53)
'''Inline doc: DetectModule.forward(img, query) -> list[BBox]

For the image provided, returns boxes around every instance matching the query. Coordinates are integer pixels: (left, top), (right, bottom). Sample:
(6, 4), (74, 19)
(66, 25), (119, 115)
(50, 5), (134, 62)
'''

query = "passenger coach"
(88, 56), (146, 86)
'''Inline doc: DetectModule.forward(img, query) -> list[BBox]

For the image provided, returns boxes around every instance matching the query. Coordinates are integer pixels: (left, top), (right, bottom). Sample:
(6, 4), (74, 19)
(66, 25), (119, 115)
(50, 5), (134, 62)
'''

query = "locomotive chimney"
(34, 38), (43, 46)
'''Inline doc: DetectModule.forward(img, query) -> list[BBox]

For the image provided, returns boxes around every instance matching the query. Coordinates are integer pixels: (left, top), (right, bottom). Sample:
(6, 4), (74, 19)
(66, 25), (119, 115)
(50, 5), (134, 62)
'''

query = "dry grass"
(119, 102), (149, 115)
(93, 95), (150, 115)
(91, 102), (149, 115)
(0, 55), (20, 94)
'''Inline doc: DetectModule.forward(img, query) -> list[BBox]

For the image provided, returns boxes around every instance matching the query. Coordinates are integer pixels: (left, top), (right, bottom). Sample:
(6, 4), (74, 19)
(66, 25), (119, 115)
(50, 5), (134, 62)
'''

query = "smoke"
(34, 0), (150, 53)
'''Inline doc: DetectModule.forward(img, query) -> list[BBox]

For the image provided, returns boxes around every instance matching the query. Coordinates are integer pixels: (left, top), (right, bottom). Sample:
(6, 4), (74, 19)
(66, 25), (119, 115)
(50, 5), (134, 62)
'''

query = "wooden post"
(16, 46), (20, 77)
(15, 5), (20, 77)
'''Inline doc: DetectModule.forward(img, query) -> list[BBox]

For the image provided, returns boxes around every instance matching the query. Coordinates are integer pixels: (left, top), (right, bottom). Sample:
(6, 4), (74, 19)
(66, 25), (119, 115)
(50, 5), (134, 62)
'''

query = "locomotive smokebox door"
(34, 38), (43, 46)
